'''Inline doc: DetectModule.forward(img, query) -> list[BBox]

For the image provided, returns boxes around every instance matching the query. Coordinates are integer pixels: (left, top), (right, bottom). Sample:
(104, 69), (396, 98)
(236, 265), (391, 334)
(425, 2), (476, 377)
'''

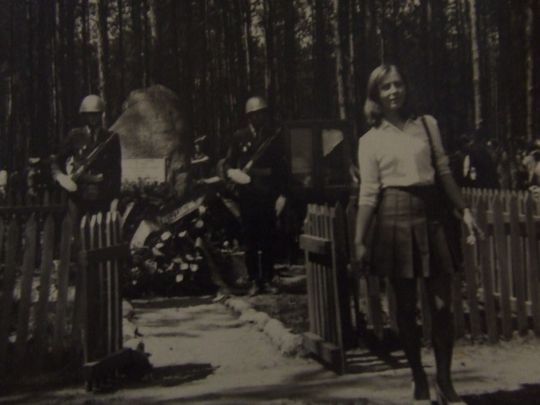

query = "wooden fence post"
(492, 194), (513, 339)
(55, 211), (74, 354)
(524, 194), (540, 336)
(34, 214), (56, 367)
(0, 219), (20, 373)
(14, 214), (37, 367)
(509, 193), (528, 335)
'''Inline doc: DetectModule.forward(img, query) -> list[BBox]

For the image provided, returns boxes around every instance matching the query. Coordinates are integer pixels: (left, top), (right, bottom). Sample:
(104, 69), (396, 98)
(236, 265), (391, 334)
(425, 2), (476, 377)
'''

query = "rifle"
(55, 131), (119, 192)
(226, 128), (281, 186)
(66, 131), (119, 179)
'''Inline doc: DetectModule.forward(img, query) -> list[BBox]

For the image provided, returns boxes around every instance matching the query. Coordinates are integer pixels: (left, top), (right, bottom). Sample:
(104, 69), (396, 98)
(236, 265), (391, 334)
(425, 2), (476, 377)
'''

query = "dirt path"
(3, 297), (540, 404)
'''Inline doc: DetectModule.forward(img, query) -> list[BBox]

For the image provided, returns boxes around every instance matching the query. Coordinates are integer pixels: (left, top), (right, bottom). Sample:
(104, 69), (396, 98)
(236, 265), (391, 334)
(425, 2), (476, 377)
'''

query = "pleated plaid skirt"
(369, 186), (455, 279)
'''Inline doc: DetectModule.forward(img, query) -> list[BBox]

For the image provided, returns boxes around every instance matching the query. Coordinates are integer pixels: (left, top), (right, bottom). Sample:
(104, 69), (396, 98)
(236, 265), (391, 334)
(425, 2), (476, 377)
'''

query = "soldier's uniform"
(223, 122), (289, 291)
(54, 126), (121, 214)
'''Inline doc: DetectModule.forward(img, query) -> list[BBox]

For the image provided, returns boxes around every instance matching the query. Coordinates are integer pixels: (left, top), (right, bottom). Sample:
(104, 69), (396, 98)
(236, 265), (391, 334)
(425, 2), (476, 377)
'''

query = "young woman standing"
(355, 65), (482, 405)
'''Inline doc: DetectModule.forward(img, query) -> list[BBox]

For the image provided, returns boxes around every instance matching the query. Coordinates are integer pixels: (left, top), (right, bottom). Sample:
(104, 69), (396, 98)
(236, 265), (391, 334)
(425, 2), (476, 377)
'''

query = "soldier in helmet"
(51, 94), (122, 214)
(221, 96), (289, 296)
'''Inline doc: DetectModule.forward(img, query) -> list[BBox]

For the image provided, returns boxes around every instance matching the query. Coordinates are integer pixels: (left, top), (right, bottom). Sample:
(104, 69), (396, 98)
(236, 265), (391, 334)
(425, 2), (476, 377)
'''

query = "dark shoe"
(248, 283), (261, 297)
(212, 291), (229, 303)
(435, 381), (466, 404)
(412, 381), (431, 405)
(262, 283), (279, 294)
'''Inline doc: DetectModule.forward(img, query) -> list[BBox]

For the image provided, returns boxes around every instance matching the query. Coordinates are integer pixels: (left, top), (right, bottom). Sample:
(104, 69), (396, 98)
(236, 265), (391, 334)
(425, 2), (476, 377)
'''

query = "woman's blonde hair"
(363, 64), (414, 127)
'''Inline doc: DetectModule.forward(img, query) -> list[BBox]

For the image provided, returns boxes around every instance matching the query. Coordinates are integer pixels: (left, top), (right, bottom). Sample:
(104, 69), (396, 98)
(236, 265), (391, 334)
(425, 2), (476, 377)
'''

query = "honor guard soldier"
(221, 96), (289, 296)
(51, 94), (122, 214)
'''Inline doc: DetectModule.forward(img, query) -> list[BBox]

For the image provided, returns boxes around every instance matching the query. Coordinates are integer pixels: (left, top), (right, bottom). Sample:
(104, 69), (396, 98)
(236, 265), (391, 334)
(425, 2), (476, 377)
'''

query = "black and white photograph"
(0, 0), (539, 404)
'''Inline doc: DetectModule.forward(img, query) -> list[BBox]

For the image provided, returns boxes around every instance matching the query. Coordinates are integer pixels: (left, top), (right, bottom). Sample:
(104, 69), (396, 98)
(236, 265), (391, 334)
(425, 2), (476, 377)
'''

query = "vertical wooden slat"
(334, 203), (353, 349)
(54, 212), (73, 352)
(96, 212), (106, 357)
(86, 214), (98, 362)
(509, 194), (528, 335)
(34, 214), (56, 365)
(453, 190), (469, 339)
(477, 198), (498, 343)
(331, 205), (347, 369)
(321, 206), (334, 344)
(328, 206), (340, 346)
(304, 206), (316, 334)
(524, 194), (540, 336)
(345, 198), (362, 336)
(111, 210), (122, 351)
(312, 205), (322, 337)
(14, 214), (37, 366)
(462, 215), (482, 340)
(493, 194), (512, 339)
(314, 205), (324, 338)
(0, 219), (20, 371)
(79, 215), (90, 362)
(452, 273), (465, 339)
(316, 206), (329, 341)
(105, 212), (114, 354)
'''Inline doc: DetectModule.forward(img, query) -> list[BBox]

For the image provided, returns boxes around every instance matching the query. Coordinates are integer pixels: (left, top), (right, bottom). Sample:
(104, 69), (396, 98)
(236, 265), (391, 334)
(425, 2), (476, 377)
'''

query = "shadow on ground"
(133, 296), (215, 309)
(128, 363), (217, 388)
(463, 383), (540, 405)
(0, 363), (216, 404)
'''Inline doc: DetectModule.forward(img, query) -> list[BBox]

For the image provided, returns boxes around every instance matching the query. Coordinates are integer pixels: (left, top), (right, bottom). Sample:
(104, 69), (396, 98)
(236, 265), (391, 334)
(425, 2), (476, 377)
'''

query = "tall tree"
(331, 0), (346, 119)
(525, 0), (535, 140)
(468, 0), (482, 130)
(96, 0), (111, 124)
(131, 0), (143, 88)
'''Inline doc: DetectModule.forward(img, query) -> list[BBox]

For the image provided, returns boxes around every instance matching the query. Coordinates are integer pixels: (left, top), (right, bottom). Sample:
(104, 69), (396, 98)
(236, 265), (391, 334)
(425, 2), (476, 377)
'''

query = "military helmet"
(79, 94), (105, 113)
(245, 96), (268, 114)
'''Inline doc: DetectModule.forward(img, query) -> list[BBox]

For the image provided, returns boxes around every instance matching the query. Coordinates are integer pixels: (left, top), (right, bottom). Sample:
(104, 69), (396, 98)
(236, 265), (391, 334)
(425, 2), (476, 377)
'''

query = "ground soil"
(249, 293), (309, 335)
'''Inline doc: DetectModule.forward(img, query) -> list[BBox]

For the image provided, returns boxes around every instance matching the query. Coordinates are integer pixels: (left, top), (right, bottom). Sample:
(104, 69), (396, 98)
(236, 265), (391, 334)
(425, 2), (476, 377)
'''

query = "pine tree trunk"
(468, 0), (482, 130)
(497, 0), (512, 146)
(525, 0), (534, 141)
(81, 0), (91, 93)
(51, 1), (61, 144)
(533, 0), (540, 136)
(117, 0), (125, 99)
(313, 0), (327, 117)
(243, 0), (254, 93)
(331, 0), (346, 119)
(96, 0), (110, 124)
(283, 0), (297, 117)
(63, 0), (76, 133)
(131, 0), (143, 88)
(262, 0), (275, 107)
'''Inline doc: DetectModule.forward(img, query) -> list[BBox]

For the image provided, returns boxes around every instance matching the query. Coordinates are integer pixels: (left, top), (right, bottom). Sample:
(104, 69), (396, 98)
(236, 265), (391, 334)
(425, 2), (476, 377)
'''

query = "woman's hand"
(350, 242), (369, 278)
(462, 208), (484, 244)
(355, 242), (368, 263)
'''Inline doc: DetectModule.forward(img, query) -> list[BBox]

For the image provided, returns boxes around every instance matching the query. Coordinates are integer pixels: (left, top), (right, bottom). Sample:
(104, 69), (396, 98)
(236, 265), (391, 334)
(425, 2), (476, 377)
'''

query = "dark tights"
(391, 273), (460, 401)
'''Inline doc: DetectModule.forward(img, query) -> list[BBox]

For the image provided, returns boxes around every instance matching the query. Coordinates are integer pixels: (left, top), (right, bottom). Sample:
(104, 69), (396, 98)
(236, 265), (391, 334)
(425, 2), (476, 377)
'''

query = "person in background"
(461, 131), (499, 189)
(354, 64), (482, 405)
(220, 96), (289, 296)
(524, 138), (540, 201)
(51, 94), (121, 214)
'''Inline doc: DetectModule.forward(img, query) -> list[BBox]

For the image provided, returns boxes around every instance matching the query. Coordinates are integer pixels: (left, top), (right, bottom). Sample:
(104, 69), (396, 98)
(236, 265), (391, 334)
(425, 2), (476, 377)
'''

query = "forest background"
(0, 0), (538, 171)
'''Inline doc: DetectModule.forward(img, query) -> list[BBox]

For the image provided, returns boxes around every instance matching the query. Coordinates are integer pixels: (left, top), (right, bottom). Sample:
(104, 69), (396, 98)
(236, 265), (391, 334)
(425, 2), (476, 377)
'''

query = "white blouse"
(358, 115), (451, 207)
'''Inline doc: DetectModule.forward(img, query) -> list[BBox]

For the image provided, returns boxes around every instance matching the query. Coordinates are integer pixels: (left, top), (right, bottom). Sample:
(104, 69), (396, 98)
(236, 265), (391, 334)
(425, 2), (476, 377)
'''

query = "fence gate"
(300, 204), (352, 374)
(79, 210), (131, 391)
(0, 190), (78, 382)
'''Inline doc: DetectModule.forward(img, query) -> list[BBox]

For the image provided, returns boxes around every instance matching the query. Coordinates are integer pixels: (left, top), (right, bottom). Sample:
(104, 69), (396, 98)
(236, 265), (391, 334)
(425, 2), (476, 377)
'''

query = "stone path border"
(223, 297), (306, 357)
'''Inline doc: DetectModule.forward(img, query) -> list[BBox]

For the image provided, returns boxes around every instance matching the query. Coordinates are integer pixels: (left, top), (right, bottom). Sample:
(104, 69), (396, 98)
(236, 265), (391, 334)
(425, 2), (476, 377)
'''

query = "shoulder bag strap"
(420, 115), (438, 177)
